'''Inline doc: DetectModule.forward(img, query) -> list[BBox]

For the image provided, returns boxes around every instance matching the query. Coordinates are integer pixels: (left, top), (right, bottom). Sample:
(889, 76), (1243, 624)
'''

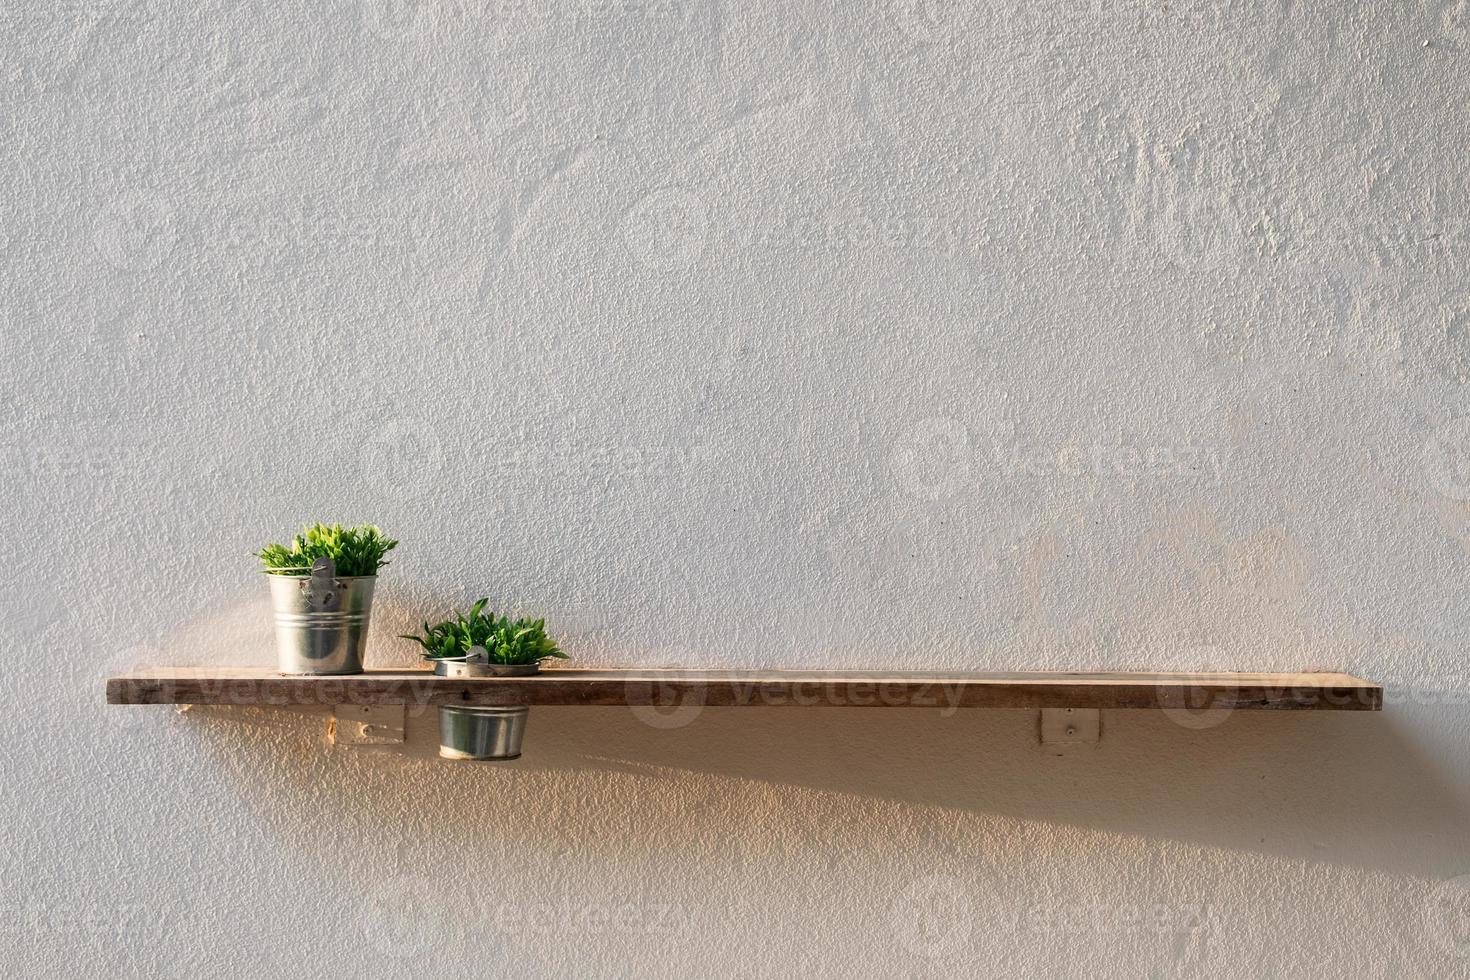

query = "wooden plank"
(106, 667), (1383, 711)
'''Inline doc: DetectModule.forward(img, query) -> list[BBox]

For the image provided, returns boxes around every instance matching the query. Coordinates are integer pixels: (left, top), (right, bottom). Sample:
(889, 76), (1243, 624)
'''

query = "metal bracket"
(1039, 708), (1101, 753)
(331, 704), (405, 745)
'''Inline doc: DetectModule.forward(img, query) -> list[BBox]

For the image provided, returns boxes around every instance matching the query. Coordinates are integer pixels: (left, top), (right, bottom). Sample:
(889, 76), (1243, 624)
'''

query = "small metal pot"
(431, 658), (540, 678)
(439, 705), (529, 761)
(267, 557), (375, 675)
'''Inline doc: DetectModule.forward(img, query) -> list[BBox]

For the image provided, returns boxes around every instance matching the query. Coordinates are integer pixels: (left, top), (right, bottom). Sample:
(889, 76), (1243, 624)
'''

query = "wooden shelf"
(107, 668), (1382, 711)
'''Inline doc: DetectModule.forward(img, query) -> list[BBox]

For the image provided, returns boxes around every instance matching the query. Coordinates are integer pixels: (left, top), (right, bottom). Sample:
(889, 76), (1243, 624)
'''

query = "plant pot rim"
(441, 704), (532, 716)
(261, 571), (379, 579)
(277, 668), (364, 676)
(429, 658), (542, 677)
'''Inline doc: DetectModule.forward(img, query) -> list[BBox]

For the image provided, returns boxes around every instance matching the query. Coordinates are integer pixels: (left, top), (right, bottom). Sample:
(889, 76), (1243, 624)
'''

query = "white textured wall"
(5, 0), (1470, 976)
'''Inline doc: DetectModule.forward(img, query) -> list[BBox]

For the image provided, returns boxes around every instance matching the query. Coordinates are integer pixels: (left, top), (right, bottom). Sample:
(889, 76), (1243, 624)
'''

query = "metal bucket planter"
(268, 557), (375, 675)
(439, 706), (530, 761)
(434, 650), (537, 759)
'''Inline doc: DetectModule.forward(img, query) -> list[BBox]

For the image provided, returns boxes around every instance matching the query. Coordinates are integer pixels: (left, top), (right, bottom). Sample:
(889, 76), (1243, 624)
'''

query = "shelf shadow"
(163, 692), (1470, 881)
(508, 701), (1468, 879)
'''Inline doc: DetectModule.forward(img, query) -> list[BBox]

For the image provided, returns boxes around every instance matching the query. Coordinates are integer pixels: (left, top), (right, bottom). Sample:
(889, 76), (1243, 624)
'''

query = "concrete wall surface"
(3, 0), (1470, 976)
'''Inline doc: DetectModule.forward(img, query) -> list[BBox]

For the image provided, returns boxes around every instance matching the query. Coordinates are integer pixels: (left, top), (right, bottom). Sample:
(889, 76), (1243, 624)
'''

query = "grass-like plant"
(400, 599), (567, 666)
(256, 523), (398, 577)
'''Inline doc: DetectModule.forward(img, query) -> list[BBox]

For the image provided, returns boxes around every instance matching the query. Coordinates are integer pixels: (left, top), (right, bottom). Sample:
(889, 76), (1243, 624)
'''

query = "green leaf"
(398, 602), (568, 665)
(256, 523), (398, 577)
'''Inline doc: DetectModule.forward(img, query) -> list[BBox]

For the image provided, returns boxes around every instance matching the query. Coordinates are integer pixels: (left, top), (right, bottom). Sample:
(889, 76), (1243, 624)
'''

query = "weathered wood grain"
(106, 668), (1383, 711)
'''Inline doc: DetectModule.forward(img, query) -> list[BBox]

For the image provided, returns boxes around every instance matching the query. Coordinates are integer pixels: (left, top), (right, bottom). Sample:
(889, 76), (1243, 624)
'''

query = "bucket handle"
(300, 556), (343, 610)
(430, 646), (489, 665)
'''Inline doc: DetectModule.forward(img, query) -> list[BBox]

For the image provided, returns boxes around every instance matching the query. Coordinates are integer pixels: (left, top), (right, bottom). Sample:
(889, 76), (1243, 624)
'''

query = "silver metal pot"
(439, 705), (529, 761)
(267, 557), (375, 675)
(431, 657), (540, 678)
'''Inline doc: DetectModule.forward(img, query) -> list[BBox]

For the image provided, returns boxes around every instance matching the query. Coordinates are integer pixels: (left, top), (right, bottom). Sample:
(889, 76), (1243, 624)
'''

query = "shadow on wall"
(173, 695), (1469, 881)
(121, 587), (1469, 879)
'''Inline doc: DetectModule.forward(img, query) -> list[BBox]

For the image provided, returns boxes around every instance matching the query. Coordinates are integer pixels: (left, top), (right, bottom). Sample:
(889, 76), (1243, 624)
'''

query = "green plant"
(256, 523), (398, 577)
(400, 599), (567, 665)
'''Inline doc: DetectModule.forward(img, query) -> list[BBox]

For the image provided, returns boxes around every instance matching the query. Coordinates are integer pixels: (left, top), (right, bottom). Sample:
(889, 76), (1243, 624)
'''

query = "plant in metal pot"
(256, 523), (397, 676)
(404, 601), (567, 763)
(401, 599), (567, 676)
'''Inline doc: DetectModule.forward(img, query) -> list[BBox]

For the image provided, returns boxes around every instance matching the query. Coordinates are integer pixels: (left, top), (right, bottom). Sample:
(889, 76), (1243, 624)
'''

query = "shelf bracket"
(331, 704), (405, 746)
(1039, 708), (1100, 752)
